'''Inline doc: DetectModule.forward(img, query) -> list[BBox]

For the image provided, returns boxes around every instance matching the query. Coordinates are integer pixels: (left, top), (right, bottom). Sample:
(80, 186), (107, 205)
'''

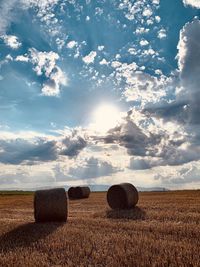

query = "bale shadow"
(106, 206), (146, 220)
(0, 222), (64, 253)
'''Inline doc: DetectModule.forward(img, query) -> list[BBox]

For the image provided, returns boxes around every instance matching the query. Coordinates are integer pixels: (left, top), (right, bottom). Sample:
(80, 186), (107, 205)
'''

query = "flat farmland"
(0, 190), (199, 267)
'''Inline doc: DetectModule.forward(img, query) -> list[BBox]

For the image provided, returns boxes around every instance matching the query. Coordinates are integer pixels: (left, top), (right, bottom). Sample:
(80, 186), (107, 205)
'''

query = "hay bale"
(34, 188), (68, 223)
(69, 186), (90, 199)
(68, 187), (75, 199)
(75, 186), (90, 199)
(107, 183), (138, 209)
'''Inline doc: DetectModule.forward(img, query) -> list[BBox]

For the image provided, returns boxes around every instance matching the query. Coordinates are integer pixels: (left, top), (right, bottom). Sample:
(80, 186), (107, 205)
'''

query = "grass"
(0, 190), (199, 266)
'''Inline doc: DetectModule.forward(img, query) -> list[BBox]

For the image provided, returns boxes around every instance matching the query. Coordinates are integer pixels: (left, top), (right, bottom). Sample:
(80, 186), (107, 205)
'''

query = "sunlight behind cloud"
(90, 104), (123, 134)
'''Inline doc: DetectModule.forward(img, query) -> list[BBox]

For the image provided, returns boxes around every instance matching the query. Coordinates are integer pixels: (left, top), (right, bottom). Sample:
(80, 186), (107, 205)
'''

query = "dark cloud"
(129, 158), (151, 170)
(145, 19), (200, 126)
(96, 108), (200, 168)
(60, 136), (87, 157)
(0, 139), (58, 164)
(143, 100), (188, 124)
(0, 132), (87, 165)
(102, 118), (149, 156)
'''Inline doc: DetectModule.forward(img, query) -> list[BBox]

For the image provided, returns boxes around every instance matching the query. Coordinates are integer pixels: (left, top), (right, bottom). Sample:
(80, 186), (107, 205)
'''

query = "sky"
(0, 0), (200, 190)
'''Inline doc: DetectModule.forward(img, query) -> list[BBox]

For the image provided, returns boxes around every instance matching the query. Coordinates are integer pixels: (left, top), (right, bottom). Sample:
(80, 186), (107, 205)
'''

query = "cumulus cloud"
(29, 48), (67, 96)
(101, 116), (149, 157)
(2, 35), (22, 49)
(154, 164), (200, 185)
(140, 39), (149, 46)
(96, 107), (200, 168)
(68, 157), (120, 179)
(129, 158), (151, 170)
(177, 18), (200, 125)
(98, 45), (104, 51)
(82, 51), (97, 64)
(123, 71), (168, 107)
(99, 58), (109, 65)
(0, 130), (87, 165)
(15, 55), (29, 62)
(157, 28), (167, 39)
(118, 0), (157, 22)
(142, 8), (153, 17)
(61, 135), (87, 157)
(183, 0), (200, 8)
(67, 40), (77, 49)
(136, 27), (150, 34)
(0, 138), (58, 165)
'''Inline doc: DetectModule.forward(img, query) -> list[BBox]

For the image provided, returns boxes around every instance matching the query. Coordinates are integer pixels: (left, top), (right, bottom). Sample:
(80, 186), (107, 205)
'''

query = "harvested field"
(0, 190), (199, 267)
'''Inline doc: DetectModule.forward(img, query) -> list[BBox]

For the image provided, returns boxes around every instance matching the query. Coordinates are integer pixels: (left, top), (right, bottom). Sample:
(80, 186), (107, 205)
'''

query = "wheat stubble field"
(0, 190), (199, 267)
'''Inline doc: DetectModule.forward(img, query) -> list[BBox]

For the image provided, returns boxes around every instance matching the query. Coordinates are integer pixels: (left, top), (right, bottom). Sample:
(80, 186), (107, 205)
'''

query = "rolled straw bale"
(69, 186), (90, 199)
(68, 187), (76, 199)
(34, 188), (68, 223)
(107, 183), (138, 209)
(75, 186), (90, 199)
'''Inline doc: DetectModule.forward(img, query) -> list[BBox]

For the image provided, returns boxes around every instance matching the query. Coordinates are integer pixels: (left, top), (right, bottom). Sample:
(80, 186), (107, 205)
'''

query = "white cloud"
(68, 156), (121, 180)
(118, 0), (158, 24)
(111, 61), (122, 68)
(14, 49), (68, 97)
(98, 45), (104, 51)
(183, 0), (200, 8)
(140, 39), (149, 46)
(3, 35), (22, 49)
(99, 58), (109, 65)
(15, 55), (29, 62)
(157, 28), (167, 39)
(135, 27), (150, 34)
(153, 0), (160, 4)
(41, 66), (67, 96)
(123, 71), (168, 106)
(86, 16), (90, 21)
(67, 40), (77, 49)
(30, 48), (59, 76)
(82, 51), (97, 64)
(146, 18), (154, 25)
(142, 48), (157, 56)
(128, 48), (137, 55)
(142, 8), (153, 17)
(155, 16), (161, 23)
(29, 48), (67, 96)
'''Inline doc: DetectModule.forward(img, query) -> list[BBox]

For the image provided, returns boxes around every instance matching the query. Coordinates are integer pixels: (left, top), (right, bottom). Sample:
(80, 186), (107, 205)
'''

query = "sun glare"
(90, 103), (122, 133)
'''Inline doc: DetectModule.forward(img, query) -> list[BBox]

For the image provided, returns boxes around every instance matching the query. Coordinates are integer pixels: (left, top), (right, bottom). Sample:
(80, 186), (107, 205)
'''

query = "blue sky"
(1, 0), (200, 190)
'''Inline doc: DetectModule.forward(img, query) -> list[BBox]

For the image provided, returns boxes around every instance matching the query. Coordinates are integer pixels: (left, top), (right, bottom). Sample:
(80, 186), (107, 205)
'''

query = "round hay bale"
(68, 187), (76, 199)
(75, 186), (90, 199)
(107, 183), (138, 209)
(34, 188), (68, 223)
(70, 186), (90, 199)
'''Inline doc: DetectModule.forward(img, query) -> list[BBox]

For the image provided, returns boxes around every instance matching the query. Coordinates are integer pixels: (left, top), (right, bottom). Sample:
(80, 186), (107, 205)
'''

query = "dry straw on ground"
(68, 186), (90, 199)
(34, 188), (68, 222)
(107, 183), (139, 209)
(0, 190), (200, 266)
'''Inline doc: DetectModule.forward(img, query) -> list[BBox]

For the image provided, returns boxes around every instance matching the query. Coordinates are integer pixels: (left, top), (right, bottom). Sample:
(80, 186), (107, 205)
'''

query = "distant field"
(0, 190), (199, 267)
(0, 191), (33, 196)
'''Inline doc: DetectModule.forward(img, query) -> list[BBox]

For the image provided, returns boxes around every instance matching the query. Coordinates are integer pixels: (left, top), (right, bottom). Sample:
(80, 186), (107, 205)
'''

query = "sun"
(90, 103), (122, 133)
